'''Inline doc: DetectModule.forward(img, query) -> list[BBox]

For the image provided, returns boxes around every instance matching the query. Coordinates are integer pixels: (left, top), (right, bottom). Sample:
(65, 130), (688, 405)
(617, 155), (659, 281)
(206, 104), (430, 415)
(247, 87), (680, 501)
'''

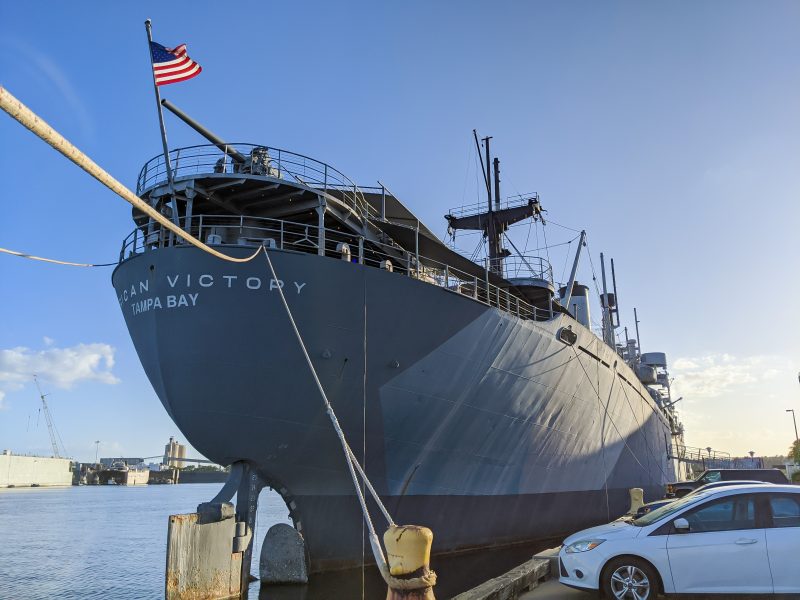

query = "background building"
(163, 437), (187, 468)
(99, 457), (144, 468)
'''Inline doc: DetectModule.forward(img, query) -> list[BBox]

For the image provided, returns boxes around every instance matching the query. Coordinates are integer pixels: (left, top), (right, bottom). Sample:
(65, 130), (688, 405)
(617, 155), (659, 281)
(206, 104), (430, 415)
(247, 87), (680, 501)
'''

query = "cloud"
(0, 342), (120, 406)
(671, 353), (791, 399)
(0, 37), (95, 142)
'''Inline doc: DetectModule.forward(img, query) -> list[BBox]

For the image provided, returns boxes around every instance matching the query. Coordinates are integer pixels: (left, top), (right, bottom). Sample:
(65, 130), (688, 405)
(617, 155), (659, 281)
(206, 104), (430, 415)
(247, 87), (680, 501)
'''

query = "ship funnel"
(558, 282), (591, 328)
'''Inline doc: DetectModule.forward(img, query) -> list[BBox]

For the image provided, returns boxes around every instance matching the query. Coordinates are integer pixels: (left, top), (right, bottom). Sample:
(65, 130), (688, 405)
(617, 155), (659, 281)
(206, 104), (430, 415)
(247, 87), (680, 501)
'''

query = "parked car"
(635, 480), (770, 517)
(559, 484), (800, 598)
(666, 468), (788, 497)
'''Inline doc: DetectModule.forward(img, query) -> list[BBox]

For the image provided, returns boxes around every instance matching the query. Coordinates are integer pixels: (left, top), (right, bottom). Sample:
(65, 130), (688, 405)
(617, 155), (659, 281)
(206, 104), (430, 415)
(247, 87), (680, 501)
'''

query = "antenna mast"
(448, 131), (543, 276)
(33, 375), (63, 458)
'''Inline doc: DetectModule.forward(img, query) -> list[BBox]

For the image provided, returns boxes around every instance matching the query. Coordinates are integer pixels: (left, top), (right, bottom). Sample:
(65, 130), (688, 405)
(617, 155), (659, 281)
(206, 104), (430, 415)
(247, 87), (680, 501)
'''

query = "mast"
(493, 156), (504, 269)
(634, 307), (642, 354)
(600, 253), (614, 347)
(610, 258), (620, 327)
(484, 136), (492, 211)
(561, 230), (586, 312)
(451, 132), (541, 277)
(493, 157), (500, 210)
(481, 133), (502, 273)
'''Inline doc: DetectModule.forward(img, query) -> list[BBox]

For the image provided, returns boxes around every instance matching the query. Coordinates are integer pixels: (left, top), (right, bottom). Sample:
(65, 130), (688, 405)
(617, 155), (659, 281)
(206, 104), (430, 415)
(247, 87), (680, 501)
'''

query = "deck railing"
(445, 194), (540, 220)
(119, 214), (554, 322)
(136, 144), (378, 219)
(490, 255), (554, 283)
(671, 444), (733, 468)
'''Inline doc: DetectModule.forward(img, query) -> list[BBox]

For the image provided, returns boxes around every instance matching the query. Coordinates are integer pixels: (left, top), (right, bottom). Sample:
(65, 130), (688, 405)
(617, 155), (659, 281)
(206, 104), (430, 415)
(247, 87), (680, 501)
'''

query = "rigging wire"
(541, 222), (552, 269)
(523, 218), (533, 254)
(559, 239), (572, 285)
(460, 135), (474, 206)
(261, 251), (398, 584)
(584, 237), (606, 300)
(616, 379), (670, 482)
(469, 237), (485, 263)
(570, 345), (653, 482)
(544, 218), (583, 234)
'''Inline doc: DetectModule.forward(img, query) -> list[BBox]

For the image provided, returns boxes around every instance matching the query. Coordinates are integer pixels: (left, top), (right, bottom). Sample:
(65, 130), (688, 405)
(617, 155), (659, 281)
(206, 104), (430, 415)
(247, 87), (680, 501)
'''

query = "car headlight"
(564, 539), (606, 553)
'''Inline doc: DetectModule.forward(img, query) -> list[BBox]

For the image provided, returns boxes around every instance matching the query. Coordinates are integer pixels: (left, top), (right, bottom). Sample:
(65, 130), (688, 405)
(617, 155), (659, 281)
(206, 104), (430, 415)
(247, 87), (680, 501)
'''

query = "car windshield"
(698, 470), (722, 483)
(633, 491), (712, 526)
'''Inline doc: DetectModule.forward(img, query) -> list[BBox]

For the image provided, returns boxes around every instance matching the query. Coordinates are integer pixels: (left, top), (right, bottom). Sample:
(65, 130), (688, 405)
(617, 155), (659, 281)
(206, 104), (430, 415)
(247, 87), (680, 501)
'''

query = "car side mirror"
(673, 517), (690, 533)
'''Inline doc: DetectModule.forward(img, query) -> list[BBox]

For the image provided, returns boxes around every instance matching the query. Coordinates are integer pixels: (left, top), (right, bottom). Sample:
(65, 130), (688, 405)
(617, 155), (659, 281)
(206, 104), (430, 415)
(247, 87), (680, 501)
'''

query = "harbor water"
(0, 483), (556, 599)
(0, 484), (290, 599)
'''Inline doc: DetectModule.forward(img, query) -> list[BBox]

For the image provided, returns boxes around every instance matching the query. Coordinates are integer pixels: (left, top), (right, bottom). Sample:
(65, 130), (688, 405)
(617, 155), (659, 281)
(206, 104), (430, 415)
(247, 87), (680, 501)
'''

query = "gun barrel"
(160, 99), (247, 164)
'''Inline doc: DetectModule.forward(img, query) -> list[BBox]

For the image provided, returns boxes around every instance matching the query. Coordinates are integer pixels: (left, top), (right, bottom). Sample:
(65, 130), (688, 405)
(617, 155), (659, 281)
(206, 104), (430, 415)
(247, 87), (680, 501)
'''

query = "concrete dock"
(521, 579), (595, 599)
(448, 545), (604, 599)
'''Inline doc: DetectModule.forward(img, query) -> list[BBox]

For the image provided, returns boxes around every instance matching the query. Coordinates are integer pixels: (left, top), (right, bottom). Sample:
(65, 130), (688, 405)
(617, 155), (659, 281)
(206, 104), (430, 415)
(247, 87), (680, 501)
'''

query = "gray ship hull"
(112, 246), (674, 572)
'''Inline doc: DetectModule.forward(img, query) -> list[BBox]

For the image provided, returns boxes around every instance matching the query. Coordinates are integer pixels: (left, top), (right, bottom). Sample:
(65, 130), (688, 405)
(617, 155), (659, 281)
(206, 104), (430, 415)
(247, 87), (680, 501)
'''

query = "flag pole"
(144, 19), (180, 227)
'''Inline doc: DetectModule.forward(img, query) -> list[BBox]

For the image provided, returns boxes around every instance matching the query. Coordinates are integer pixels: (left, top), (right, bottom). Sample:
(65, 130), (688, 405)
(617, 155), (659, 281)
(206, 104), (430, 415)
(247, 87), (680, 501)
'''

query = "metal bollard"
(627, 487), (644, 515)
(383, 525), (436, 599)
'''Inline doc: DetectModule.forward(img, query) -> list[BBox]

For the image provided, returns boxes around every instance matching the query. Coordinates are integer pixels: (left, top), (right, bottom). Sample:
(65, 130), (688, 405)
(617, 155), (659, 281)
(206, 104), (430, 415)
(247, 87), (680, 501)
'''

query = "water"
(0, 484), (556, 599)
(0, 484), (290, 599)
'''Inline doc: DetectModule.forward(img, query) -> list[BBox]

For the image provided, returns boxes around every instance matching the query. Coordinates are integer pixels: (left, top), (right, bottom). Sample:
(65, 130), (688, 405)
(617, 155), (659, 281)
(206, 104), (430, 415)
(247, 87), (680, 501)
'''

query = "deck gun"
(161, 99), (278, 177)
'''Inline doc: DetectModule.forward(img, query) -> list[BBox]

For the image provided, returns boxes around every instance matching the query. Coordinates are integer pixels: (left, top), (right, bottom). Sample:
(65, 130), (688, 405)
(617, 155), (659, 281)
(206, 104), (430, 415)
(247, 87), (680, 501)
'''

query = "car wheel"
(601, 557), (659, 600)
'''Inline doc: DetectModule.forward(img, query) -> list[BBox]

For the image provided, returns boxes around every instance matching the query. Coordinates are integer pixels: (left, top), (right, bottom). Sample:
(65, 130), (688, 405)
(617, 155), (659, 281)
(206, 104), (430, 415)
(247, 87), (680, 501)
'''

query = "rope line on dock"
(0, 85), (263, 265)
(0, 246), (117, 267)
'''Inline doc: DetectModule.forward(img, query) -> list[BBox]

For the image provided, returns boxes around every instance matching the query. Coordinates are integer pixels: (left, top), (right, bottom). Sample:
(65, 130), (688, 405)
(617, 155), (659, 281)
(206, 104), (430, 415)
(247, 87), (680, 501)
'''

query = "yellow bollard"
(627, 487), (644, 515)
(383, 525), (436, 600)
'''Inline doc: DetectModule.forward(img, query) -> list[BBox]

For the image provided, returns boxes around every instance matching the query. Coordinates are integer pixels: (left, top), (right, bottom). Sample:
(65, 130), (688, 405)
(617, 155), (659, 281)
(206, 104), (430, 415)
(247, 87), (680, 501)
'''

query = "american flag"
(150, 41), (202, 86)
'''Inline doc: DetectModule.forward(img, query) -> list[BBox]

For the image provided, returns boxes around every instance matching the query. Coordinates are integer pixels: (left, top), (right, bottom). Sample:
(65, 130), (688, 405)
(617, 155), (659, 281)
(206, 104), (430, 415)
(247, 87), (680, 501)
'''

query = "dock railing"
(119, 214), (553, 322)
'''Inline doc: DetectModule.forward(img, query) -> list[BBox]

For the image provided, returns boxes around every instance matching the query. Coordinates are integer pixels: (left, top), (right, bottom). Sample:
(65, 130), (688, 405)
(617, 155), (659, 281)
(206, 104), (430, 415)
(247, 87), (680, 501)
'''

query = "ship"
(112, 102), (683, 574)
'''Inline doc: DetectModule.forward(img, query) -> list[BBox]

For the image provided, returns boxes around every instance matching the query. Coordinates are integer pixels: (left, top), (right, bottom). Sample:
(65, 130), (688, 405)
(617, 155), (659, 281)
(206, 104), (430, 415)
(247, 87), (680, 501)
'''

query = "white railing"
(136, 144), (378, 220)
(119, 214), (555, 321)
(446, 193), (540, 219)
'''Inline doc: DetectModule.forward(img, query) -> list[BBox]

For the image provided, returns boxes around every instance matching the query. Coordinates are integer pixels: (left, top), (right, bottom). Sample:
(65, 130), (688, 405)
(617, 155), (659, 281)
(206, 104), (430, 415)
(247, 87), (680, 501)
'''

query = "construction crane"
(33, 375), (66, 458)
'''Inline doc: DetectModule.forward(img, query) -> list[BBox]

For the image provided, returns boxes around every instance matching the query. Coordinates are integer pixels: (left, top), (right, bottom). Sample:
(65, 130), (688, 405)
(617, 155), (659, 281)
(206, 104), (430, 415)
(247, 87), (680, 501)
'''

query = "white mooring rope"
(262, 251), (396, 581)
(1, 83), (432, 590)
(0, 85), (262, 265)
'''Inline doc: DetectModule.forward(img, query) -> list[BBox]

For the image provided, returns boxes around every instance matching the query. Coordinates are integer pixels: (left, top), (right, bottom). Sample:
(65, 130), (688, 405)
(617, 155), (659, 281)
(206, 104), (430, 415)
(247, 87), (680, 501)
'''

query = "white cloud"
(671, 353), (799, 457)
(0, 342), (120, 406)
(672, 353), (792, 399)
(0, 37), (95, 142)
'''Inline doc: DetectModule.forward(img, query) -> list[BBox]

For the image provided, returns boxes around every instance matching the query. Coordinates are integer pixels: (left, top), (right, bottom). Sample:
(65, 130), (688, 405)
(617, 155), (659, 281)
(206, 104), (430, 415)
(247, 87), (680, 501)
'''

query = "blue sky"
(1, 1), (798, 462)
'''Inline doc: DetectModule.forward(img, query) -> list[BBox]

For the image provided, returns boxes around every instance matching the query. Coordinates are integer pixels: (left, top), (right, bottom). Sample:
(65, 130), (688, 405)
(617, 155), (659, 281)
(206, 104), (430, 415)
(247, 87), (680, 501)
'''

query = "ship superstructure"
(113, 106), (682, 572)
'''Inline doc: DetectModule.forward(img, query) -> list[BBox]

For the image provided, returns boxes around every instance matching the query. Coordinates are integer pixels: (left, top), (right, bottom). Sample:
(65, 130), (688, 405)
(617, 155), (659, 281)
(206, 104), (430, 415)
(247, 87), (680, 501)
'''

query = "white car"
(558, 484), (800, 598)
